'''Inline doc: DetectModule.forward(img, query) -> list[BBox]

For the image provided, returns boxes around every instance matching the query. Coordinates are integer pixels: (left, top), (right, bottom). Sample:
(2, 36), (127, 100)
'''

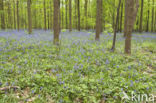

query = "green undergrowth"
(0, 35), (155, 103)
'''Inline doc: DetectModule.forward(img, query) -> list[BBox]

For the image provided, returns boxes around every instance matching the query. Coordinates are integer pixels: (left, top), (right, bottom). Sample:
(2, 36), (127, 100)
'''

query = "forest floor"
(0, 30), (156, 103)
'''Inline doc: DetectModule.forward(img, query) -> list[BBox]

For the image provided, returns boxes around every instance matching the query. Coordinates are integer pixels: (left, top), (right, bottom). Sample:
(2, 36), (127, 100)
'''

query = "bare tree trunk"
(95, 0), (102, 41)
(112, 0), (115, 31)
(61, 0), (64, 29)
(151, 0), (154, 32)
(69, 0), (72, 32)
(44, 0), (47, 31)
(27, 0), (32, 34)
(66, 0), (68, 29)
(120, 2), (123, 32)
(17, 0), (20, 31)
(53, 0), (60, 45)
(77, 0), (80, 31)
(100, 0), (103, 33)
(50, 1), (53, 30)
(7, 2), (11, 29)
(75, 0), (77, 29)
(13, 0), (16, 29)
(0, 0), (5, 29)
(84, 0), (88, 30)
(111, 0), (122, 52)
(146, 0), (150, 32)
(124, 0), (139, 54)
(139, 0), (143, 32)
(59, 0), (61, 33)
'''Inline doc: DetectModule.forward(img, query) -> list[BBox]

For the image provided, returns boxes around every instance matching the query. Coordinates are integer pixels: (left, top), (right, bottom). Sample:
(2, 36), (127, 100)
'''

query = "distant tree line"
(0, 0), (155, 54)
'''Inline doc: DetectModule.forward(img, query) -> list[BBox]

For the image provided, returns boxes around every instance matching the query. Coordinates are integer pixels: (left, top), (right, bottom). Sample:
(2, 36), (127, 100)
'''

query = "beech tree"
(95, 0), (102, 41)
(17, 0), (19, 31)
(77, 0), (80, 31)
(27, 0), (32, 34)
(69, 0), (72, 32)
(0, 0), (5, 29)
(53, 0), (60, 45)
(44, 0), (47, 31)
(139, 0), (144, 32)
(124, 0), (139, 54)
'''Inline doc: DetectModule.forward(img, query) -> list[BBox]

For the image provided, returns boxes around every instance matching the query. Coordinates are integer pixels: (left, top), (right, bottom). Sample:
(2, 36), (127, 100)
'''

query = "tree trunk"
(111, 0), (122, 52)
(124, 0), (139, 54)
(0, 0), (5, 29)
(13, 0), (16, 29)
(151, 0), (154, 32)
(139, 0), (143, 32)
(66, 0), (68, 29)
(95, 0), (102, 41)
(61, 0), (64, 29)
(75, 0), (77, 29)
(27, 0), (32, 34)
(84, 0), (88, 30)
(77, 0), (80, 31)
(44, 0), (47, 31)
(100, 0), (103, 33)
(69, 0), (72, 32)
(120, 2), (123, 32)
(53, 0), (60, 45)
(112, 0), (115, 30)
(7, 2), (11, 29)
(59, 0), (61, 33)
(17, 0), (20, 31)
(50, 1), (53, 30)
(146, 0), (150, 32)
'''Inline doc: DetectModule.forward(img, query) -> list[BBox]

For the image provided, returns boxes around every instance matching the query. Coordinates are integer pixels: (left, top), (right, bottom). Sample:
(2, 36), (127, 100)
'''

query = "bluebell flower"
(51, 69), (56, 73)
(0, 82), (2, 86)
(105, 59), (109, 64)
(121, 88), (123, 91)
(128, 66), (131, 70)
(38, 95), (41, 98)
(32, 90), (35, 94)
(130, 80), (133, 87)
(146, 87), (149, 90)
(40, 87), (43, 90)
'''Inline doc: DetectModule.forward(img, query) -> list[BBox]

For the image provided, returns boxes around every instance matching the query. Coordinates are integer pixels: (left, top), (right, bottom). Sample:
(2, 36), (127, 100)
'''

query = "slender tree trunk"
(53, 0), (60, 45)
(61, 0), (64, 29)
(124, 0), (139, 54)
(13, 0), (16, 29)
(50, 1), (53, 30)
(112, 0), (115, 30)
(75, 0), (77, 29)
(66, 0), (68, 29)
(95, 0), (102, 41)
(17, 0), (20, 31)
(151, 0), (154, 32)
(27, 0), (32, 34)
(59, 0), (61, 33)
(146, 0), (150, 32)
(84, 0), (88, 30)
(77, 0), (80, 31)
(100, 0), (103, 33)
(69, 0), (72, 32)
(111, 0), (121, 52)
(7, 2), (11, 29)
(139, 0), (144, 32)
(154, 9), (156, 32)
(44, 0), (47, 31)
(0, 0), (5, 29)
(120, 2), (123, 32)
